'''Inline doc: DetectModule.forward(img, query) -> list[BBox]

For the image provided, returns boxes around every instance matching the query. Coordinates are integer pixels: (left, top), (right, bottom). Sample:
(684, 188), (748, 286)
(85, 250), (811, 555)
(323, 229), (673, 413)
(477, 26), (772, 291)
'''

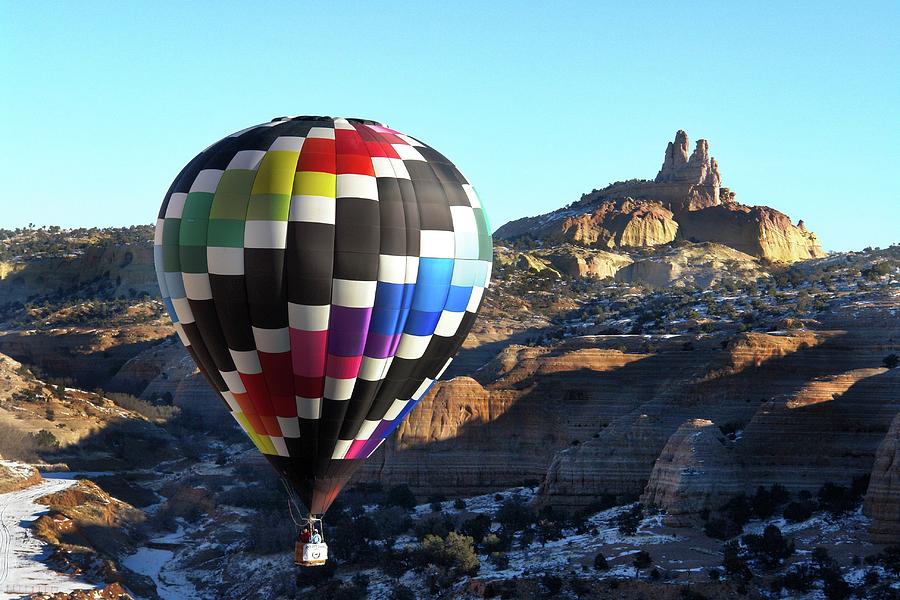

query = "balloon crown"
(268, 115), (385, 127)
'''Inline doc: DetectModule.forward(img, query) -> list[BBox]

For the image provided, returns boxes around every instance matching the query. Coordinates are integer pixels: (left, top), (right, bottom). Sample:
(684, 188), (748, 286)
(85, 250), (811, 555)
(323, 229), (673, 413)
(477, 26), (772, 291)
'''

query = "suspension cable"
(280, 478), (303, 527)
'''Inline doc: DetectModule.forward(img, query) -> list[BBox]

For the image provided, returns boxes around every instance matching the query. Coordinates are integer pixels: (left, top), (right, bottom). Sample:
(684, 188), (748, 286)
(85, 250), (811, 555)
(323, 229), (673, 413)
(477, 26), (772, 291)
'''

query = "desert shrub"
(722, 540), (753, 582)
(453, 498), (466, 510)
(817, 482), (857, 516)
(751, 484), (790, 519)
(0, 422), (38, 461)
(741, 524), (794, 569)
(864, 545), (900, 575)
(632, 550), (653, 575)
(414, 513), (453, 541)
(488, 550), (509, 569)
(32, 429), (60, 451)
(704, 517), (741, 540)
(245, 508), (295, 554)
(823, 574), (851, 600)
(217, 483), (285, 511)
(782, 563), (815, 592)
(536, 518), (564, 545)
(616, 504), (643, 536)
(541, 574), (562, 594)
(415, 532), (479, 576)
(720, 493), (752, 527)
(107, 392), (180, 421)
(482, 532), (511, 553)
(390, 585), (416, 600)
(384, 484), (417, 510)
(783, 500), (814, 523)
(460, 513), (492, 545)
(496, 496), (535, 532)
(158, 485), (216, 522)
(883, 353), (899, 369)
(593, 551), (608, 570)
(370, 506), (413, 537)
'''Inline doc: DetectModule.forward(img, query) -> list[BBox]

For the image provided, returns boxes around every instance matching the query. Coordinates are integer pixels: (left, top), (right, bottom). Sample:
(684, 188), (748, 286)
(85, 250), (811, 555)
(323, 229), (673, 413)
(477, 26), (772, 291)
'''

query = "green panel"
(181, 192), (215, 220)
(178, 245), (208, 273)
(180, 218), (209, 247)
(162, 245), (181, 272)
(207, 219), (245, 247)
(162, 218), (181, 245)
(246, 194), (291, 221)
(210, 170), (255, 219)
(474, 208), (492, 261)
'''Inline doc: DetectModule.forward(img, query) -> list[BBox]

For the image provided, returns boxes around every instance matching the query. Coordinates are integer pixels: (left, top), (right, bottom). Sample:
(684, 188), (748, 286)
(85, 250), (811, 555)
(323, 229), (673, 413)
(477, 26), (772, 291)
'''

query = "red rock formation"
(494, 130), (824, 263)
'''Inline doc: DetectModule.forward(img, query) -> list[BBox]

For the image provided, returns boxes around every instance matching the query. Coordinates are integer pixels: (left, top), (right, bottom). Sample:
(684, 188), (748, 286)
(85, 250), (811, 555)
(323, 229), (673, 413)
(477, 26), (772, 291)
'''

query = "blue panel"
(405, 309), (442, 336)
(163, 298), (178, 322)
(369, 307), (404, 335)
(411, 258), (453, 312)
(373, 281), (406, 309)
(444, 285), (472, 312)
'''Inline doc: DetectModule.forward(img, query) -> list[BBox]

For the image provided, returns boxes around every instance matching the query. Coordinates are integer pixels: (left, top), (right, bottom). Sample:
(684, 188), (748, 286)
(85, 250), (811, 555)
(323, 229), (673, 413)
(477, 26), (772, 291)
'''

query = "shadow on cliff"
(369, 326), (898, 500)
(0, 333), (171, 391)
(39, 402), (244, 473)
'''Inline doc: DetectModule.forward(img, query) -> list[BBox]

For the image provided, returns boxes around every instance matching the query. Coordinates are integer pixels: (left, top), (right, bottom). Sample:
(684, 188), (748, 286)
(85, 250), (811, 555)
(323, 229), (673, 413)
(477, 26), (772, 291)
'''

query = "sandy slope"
(0, 475), (97, 599)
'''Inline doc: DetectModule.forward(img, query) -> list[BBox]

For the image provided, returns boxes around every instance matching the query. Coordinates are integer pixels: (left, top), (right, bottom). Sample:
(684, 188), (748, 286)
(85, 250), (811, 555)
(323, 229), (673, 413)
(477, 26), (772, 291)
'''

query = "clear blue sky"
(2, 1), (898, 251)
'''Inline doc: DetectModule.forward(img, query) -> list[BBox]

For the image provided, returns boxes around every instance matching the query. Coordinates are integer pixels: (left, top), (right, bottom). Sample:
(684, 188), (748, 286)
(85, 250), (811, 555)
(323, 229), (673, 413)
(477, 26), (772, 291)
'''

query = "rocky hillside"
(495, 130), (825, 263)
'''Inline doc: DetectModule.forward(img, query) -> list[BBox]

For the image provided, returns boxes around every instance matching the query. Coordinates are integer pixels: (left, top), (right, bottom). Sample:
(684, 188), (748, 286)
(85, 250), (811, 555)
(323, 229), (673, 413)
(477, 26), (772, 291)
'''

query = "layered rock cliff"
(0, 243), (157, 305)
(865, 411), (900, 543)
(494, 130), (825, 263)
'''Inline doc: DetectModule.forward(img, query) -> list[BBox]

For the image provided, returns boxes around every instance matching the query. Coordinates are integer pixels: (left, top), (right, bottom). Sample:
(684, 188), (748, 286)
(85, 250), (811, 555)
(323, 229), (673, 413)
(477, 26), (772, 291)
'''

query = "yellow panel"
(251, 151), (300, 196)
(293, 171), (336, 198)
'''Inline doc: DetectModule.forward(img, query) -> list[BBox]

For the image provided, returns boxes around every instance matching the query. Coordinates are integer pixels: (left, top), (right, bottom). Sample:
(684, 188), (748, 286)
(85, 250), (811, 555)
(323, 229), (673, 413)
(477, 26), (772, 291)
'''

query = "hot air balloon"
(153, 116), (491, 564)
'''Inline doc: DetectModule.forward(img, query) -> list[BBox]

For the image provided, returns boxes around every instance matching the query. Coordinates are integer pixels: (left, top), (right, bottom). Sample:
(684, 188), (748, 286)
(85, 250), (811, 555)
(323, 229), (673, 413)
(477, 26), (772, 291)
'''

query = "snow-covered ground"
(122, 535), (198, 600)
(0, 473), (98, 599)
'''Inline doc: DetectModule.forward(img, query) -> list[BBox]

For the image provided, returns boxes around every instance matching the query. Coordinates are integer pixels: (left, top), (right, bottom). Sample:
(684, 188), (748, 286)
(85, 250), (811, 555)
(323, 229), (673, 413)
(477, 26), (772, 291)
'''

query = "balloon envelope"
(154, 116), (492, 514)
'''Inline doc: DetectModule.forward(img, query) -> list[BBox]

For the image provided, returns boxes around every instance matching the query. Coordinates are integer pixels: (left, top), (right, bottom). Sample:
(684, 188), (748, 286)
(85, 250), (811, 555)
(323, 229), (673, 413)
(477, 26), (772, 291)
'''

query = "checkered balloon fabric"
(154, 116), (492, 514)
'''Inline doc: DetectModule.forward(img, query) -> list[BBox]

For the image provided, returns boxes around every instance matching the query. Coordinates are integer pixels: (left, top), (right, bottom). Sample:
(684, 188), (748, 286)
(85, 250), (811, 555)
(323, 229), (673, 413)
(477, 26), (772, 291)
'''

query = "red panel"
(260, 415), (280, 437)
(336, 153), (375, 176)
(232, 392), (256, 415)
(297, 152), (336, 174)
(294, 374), (325, 399)
(245, 413), (268, 437)
(374, 132), (404, 145)
(325, 354), (363, 379)
(240, 372), (272, 415)
(297, 138), (335, 173)
(269, 394), (296, 418)
(335, 128), (368, 155)
(365, 140), (400, 159)
(259, 352), (294, 395)
(290, 329), (328, 377)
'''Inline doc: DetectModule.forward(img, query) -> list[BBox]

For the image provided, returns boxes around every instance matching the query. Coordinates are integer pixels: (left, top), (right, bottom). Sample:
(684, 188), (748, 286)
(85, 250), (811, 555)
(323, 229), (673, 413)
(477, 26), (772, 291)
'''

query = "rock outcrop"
(0, 244), (157, 305)
(540, 310), (900, 512)
(494, 130), (825, 263)
(640, 419), (739, 526)
(865, 411), (900, 543)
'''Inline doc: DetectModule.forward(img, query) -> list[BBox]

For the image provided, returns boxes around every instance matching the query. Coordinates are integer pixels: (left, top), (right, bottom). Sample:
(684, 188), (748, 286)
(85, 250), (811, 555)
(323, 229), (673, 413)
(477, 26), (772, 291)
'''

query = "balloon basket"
(295, 542), (328, 567)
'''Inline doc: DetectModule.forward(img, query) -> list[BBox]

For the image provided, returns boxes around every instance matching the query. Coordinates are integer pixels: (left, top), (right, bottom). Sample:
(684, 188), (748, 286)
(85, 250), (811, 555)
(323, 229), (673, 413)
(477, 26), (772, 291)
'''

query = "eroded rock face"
(678, 204), (824, 262)
(654, 130), (721, 210)
(864, 411), (900, 543)
(538, 315), (900, 512)
(494, 130), (824, 263)
(0, 244), (157, 305)
(640, 419), (739, 526)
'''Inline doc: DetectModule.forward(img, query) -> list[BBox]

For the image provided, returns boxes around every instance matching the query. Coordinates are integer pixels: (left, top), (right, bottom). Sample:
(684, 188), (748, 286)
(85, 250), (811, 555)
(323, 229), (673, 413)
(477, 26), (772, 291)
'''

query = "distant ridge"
(495, 130), (824, 263)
